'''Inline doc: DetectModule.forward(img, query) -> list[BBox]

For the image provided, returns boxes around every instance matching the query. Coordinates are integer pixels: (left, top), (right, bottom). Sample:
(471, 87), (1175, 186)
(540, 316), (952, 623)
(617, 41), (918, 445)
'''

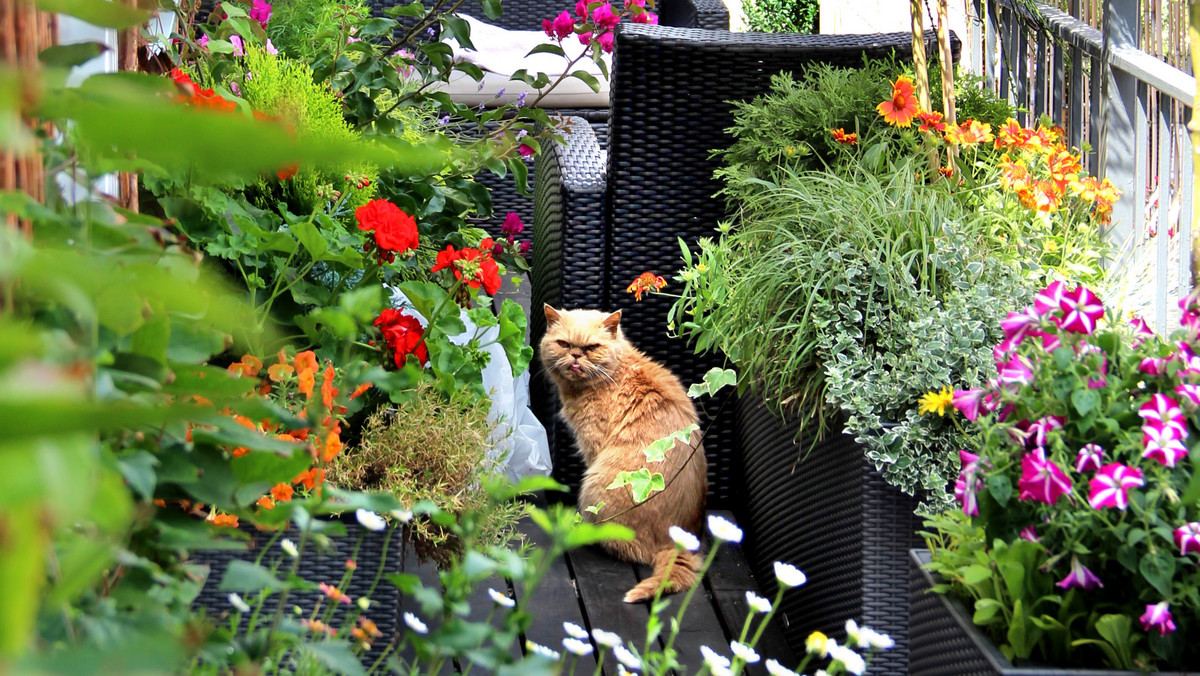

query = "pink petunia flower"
(998, 354), (1035, 389)
(1027, 415), (1065, 449)
(1140, 602), (1176, 635)
(1018, 453), (1072, 504)
(265, 38), (278, 55)
(1138, 393), (1188, 439)
(1176, 341), (1200, 373)
(1140, 357), (1167, 376)
(1058, 286), (1104, 334)
(1019, 526), (1039, 543)
(1055, 556), (1103, 590)
(1074, 444), (1103, 472)
(1130, 315), (1154, 345)
(1038, 330), (1062, 352)
(954, 450), (985, 516)
(231, 34), (244, 57)
(1088, 463), (1144, 510)
(1001, 307), (1041, 344)
(1034, 281), (1066, 318)
(1174, 522), (1200, 556)
(952, 388), (987, 422)
(1176, 383), (1200, 408)
(1142, 423), (1189, 467)
(591, 2), (620, 29)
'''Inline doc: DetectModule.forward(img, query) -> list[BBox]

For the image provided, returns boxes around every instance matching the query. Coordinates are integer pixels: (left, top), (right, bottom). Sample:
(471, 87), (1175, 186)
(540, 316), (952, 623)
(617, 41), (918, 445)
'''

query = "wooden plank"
(566, 544), (651, 666)
(511, 519), (600, 674)
(704, 539), (796, 676)
(463, 576), (523, 661)
(646, 571), (729, 675)
(395, 537), (457, 674)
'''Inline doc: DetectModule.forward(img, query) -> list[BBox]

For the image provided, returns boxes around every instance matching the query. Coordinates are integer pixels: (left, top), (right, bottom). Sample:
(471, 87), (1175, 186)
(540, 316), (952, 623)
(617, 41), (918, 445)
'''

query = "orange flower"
(231, 446), (251, 458)
(1018, 180), (1061, 213)
(302, 619), (336, 636)
(211, 513), (239, 528)
(321, 430), (343, 463)
(915, 111), (946, 133)
(626, 272), (667, 302)
(830, 128), (858, 145)
(257, 495), (276, 510)
(938, 167), (954, 178)
(994, 118), (1026, 149)
(358, 617), (381, 638)
(319, 582), (351, 604)
(298, 369), (315, 398)
(345, 559), (357, 570)
(291, 427), (310, 442)
(233, 415), (257, 430)
(242, 355), (263, 377)
(321, 365), (338, 410)
(270, 483), (294, 502)
(293, 467), (326, 491)
(153, 498), (167, 507)
(876, 76), (919, 127)
(944, 119), (994, 146)
(268, 361), (294, 382)
(276, 163), (299, 181)
(1046, 149), (1082, 191)
(294, 351), (319, 376)
(999, 155), (1033, 193)
(349, 382), (372, 400)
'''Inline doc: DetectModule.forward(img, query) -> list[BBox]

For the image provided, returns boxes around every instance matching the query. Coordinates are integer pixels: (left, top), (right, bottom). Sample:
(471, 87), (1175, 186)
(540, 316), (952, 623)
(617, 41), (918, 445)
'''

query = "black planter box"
(736, 396), (923, 676)
(908, 549), (1190, 676)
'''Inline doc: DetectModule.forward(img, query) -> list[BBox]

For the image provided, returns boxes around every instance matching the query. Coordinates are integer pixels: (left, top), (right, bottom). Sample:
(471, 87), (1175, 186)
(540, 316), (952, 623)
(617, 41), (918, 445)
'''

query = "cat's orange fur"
(540, 305), (707, 603)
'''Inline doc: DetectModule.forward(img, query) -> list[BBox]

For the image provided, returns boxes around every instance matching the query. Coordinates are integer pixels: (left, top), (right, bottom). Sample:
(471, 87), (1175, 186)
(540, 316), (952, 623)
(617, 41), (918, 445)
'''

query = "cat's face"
(540, 306), (625, 384)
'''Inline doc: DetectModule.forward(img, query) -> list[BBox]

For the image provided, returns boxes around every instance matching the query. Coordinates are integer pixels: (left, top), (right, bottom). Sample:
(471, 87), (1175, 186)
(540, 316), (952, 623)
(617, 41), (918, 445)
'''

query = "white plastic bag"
(387, 286), (551, 483)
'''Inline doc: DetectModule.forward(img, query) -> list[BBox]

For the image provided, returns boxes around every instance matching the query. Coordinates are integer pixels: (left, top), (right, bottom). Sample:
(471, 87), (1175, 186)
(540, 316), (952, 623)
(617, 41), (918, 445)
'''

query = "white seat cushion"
(438, 14), (610, 108)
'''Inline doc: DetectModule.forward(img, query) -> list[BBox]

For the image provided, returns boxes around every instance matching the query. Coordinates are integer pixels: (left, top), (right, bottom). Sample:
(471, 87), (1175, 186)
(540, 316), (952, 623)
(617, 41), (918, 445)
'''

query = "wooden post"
(938, 0), (957, 167)
(0, 0), (56, 237)
(116, 0), (140, 212)
(910, 0), (932, 111)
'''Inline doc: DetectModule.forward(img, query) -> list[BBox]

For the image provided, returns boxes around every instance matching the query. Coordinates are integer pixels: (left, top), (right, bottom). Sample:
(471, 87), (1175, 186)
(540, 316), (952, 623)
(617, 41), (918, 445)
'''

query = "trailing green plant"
(741, 0), (818, 33)
(266, 0), (370, 63)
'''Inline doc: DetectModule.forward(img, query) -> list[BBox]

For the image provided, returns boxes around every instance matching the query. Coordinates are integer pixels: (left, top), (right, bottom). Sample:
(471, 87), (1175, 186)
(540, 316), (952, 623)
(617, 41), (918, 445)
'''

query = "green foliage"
(267, 0), (370, 63)
(928, 65), (1017, 129)
(741, 0), (818, 33)
(239, 46), (379, 216)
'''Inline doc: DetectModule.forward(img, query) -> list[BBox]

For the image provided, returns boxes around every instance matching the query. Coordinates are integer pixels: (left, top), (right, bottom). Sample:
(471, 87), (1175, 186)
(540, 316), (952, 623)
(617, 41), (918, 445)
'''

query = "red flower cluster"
(830, 128), (858, 145)
(356, 199), (419, 264)
(170, 68), (236, 112)
(374, 309), (428, 368)
(431, 238), (502, 295)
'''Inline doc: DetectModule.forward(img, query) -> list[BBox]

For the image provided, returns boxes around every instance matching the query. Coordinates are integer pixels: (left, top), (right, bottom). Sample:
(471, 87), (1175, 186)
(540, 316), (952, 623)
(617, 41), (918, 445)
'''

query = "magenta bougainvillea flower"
(250, 0), (272, 27)
(1140, 602), (1176, 635)
(501, 212), (525, 236)
(1074, 443), (1103, 473)
(518, 143), (535, 157)
(954, 450), (984, 516)
(1034, 280), (1066, 317)
(597, 31), (614, 52)
(952, 388), (986, 422)
(1058, 286), (1104, 334)
(1141, 423), (1189, 468)
(575, 0), (588, 16)
(591, 2), (620, 29)
(632, 10), (658, 23)
(552, 10), (575, 39)
(1174, 522), (1200, 556)
(1017, 453), (1072, 504)
(1055, 556), (1103, 590)
(1088, 463), (1144, 510)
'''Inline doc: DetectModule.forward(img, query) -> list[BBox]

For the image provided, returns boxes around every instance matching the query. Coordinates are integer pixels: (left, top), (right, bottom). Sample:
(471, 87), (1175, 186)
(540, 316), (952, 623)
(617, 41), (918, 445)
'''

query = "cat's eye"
(556, 340), (571, 349)
(584, 344), (601, 352)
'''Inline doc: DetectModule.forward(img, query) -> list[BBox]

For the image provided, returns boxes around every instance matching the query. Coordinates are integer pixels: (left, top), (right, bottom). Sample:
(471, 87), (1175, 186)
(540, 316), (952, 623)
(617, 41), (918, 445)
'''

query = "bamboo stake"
(1190, 0), (1199, 289)
(938, 0), (957, 166)
(911, 0), (940, 176)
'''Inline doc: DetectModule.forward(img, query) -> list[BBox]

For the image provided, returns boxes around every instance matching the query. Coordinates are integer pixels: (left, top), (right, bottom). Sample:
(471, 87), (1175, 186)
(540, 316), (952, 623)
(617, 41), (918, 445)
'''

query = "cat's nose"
(570, 350), (584, 358)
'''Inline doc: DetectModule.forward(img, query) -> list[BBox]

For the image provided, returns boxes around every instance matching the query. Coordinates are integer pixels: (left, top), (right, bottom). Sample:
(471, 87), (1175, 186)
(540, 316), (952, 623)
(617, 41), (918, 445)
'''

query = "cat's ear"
(544, 304), (563, 326)
(601, 309), (621, 336)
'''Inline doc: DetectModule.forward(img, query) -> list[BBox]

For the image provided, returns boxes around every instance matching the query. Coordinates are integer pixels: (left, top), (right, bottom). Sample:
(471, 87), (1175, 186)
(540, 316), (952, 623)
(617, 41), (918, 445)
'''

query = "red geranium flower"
(356, 199), (419, 253)
(431, 244), (502, 296)
(374, 309), (429, 367)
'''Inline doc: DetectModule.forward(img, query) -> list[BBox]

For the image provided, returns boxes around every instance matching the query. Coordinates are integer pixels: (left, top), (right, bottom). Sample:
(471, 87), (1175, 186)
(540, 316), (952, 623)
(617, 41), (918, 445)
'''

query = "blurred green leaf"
(35, 0), (151, 28)
(219, 559), (290, 593)
(39, 42), (107, 68)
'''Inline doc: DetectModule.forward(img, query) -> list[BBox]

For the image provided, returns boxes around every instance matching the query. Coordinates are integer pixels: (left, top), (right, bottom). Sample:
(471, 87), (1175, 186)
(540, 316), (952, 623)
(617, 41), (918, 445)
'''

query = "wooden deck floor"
(399, 510), (796, 675)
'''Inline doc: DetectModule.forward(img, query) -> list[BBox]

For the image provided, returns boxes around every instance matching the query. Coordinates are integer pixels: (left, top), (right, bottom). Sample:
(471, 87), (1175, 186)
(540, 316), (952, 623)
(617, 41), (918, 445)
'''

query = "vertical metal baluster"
(1155, 90), (1171, 332)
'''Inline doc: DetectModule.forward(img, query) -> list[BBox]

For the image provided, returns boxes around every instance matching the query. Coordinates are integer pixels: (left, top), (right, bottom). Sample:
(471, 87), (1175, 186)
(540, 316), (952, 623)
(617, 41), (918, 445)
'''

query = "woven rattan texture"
(909, 550), (996, 676)
(530, 120), (608, 496)
(192, 522), (402, 665)
(737, 397), (924, 673)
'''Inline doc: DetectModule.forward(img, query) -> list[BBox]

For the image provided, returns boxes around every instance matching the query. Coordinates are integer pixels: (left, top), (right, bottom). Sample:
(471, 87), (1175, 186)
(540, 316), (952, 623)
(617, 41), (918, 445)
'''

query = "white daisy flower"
(280, 538), (298, 557)
(710, 665), (733, 676)
(773, 561), (807, 588)
(355, 509), (387, 532)
(391, 508), (413, 522)
(403, 611), (428, 634)
(859, 625), (895, 650)
(828, 643), (866, 675)
(487, 587), (515, 608)
(592, 628), (622, 648)
(806, 632), (832, 657)
(707, 514), (743, 543)
(746, 591), (771, 614)
(562, 637), (594, 656)
(615, 666), (635, 676)
(765, 658), (801, 676)
(729, 640), (760, 664)
(815, 671), (829, 676)
(526, 640), (561, 660)
(563, 621), (589, 640)
(228, 593), (250, 613)
(668, 525), (701, 551)
(845, 619), (862, 647)
(357, 597), (371, 611)
(699, 645), (731, 670)
(613, 644), (641, 669)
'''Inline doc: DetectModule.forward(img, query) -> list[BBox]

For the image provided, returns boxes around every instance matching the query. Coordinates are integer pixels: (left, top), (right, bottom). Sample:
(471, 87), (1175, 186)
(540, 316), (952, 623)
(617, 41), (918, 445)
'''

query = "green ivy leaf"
(686, 367), (738, 398)
(642, 424), (699, 463)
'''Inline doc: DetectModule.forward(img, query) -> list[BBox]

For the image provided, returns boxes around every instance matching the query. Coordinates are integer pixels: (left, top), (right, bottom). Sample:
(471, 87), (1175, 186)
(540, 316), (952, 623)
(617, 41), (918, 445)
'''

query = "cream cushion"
(438, 14), (610, 108)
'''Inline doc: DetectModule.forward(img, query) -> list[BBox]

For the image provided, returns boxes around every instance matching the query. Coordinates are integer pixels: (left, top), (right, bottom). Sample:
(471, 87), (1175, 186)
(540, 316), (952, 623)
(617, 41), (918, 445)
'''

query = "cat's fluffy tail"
(623, 548), (702, 604)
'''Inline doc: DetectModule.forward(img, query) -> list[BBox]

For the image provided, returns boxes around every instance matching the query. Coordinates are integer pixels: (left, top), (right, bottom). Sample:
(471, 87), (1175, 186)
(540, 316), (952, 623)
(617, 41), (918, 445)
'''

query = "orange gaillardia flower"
(915, 111), (946, 134)
(830, 128), (858, 145)
(876, 76), (919, 127)
(626, 272), (667, 301)
(944, 119), (994, 146)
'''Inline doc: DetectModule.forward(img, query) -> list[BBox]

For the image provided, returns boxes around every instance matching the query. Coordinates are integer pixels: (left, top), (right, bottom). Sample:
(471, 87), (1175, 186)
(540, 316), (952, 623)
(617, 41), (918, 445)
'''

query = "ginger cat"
(540, 305), (707, 603)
